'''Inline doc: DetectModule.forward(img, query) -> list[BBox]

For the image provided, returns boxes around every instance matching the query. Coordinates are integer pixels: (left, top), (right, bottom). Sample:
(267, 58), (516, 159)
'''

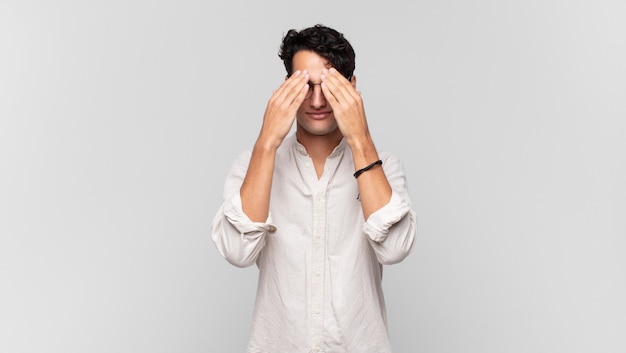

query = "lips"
(307, 111), (332, 120)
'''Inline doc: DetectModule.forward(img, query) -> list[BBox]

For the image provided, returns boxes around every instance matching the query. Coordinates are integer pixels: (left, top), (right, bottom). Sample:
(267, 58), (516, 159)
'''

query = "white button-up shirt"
(212, 134), (417, 353)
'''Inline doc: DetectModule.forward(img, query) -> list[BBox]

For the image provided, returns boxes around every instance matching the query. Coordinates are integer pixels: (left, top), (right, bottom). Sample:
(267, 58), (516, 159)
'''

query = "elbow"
(223, 251), (259, 268)
(212, 236), (263, 268)
(371, 216), (417, 265)
(375, 237), (415, 265)
(212, 230), (265, 269)
(211, 214), (266, 269)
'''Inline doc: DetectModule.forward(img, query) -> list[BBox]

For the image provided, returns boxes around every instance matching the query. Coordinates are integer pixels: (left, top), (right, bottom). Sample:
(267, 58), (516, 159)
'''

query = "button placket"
(311, 190), (326, 350)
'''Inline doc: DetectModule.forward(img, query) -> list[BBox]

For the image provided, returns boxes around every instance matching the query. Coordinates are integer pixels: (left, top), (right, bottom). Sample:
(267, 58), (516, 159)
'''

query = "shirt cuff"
(223, 192), (277, 235)
(362, 191), (410, 243)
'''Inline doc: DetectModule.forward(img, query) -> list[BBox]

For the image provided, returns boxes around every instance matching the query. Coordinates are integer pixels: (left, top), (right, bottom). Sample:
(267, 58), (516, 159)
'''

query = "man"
(211, 24), (417, 353)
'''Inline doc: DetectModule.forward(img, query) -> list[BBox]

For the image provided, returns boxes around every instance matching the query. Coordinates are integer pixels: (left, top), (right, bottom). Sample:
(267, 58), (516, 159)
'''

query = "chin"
(299, 121), (339, 137)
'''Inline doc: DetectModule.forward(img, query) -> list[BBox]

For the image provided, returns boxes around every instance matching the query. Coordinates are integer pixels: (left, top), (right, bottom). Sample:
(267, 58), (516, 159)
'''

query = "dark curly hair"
(278, 24), (356, 79)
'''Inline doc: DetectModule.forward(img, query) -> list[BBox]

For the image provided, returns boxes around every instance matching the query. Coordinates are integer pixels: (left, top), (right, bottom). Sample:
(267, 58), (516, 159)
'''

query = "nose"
(310, 85), (326, 108)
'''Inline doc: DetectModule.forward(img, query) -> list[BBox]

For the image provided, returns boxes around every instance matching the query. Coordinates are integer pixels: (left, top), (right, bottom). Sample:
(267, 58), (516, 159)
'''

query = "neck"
(296, 128), (343, 161)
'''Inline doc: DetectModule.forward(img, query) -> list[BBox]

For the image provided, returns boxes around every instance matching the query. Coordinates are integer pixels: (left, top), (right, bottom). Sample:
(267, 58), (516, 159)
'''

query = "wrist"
(256, 131), (285, 151)
(354, 160), (382, 178)
(347, 134), (377, 159)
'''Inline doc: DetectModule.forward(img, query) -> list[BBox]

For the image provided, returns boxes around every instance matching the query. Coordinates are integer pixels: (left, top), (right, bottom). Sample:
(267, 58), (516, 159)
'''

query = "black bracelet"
(353, 159), (383, 179)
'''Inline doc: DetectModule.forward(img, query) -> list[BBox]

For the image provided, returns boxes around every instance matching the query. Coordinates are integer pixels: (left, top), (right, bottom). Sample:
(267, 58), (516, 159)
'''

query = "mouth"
(307, 111), (332, 120)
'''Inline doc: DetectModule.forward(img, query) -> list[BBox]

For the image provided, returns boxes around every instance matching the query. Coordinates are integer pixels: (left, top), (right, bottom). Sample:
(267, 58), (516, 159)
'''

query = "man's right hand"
(257, 70), (309, 149)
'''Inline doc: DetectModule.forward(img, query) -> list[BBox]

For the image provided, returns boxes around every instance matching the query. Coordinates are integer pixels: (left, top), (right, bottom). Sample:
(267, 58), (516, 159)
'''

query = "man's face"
(292, 50), (340, 138)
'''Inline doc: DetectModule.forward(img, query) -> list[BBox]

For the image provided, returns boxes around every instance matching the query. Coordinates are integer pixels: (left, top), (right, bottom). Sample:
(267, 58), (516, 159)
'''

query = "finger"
(272, 70), (302, 98)
(275, 70), (309, 104)
(318, 69), (339, 104)
(291, 82), (309, 108)
(321, 70), (352, 105)
(324, 68), (359, 103)
(320, 80), (338, 106)
(288, 71), (310, 104)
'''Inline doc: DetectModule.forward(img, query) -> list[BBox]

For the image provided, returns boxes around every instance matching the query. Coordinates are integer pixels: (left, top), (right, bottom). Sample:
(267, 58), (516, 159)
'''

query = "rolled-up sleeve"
(211, 193), (276, 268)
(210, 151), (276, 268)
(362, 154), (417, 265)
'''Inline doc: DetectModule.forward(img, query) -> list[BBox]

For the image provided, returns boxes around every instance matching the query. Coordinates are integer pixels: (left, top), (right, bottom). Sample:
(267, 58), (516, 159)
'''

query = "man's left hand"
(320, 68), (370, 146)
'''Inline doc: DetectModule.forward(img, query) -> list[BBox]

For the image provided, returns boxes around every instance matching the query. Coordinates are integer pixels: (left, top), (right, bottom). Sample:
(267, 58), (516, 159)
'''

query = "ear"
(350, 75), (357, 88)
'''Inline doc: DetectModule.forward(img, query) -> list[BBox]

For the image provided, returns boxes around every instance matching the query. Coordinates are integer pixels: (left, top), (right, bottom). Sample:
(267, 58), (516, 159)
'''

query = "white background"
(1, 0), (625, 352)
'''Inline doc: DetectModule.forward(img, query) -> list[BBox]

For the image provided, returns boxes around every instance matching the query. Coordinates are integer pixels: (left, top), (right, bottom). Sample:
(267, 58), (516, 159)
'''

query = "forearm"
(350, 135), (392, 219)
(240, 139), (278, 222)
(359, 153), (417, 264)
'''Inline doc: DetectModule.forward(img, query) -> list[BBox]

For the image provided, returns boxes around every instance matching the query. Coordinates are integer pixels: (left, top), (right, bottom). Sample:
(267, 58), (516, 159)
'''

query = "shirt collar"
(291, 134), (346, 158)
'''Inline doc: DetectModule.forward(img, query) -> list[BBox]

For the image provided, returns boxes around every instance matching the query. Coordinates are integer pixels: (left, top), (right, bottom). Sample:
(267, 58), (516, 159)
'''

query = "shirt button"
(315, 271), (321, 276)
(314, 346), (320, 352)
(305, 162), (311, 168)
(315, 308), (320, 314)
(267, 225), (276, 233)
